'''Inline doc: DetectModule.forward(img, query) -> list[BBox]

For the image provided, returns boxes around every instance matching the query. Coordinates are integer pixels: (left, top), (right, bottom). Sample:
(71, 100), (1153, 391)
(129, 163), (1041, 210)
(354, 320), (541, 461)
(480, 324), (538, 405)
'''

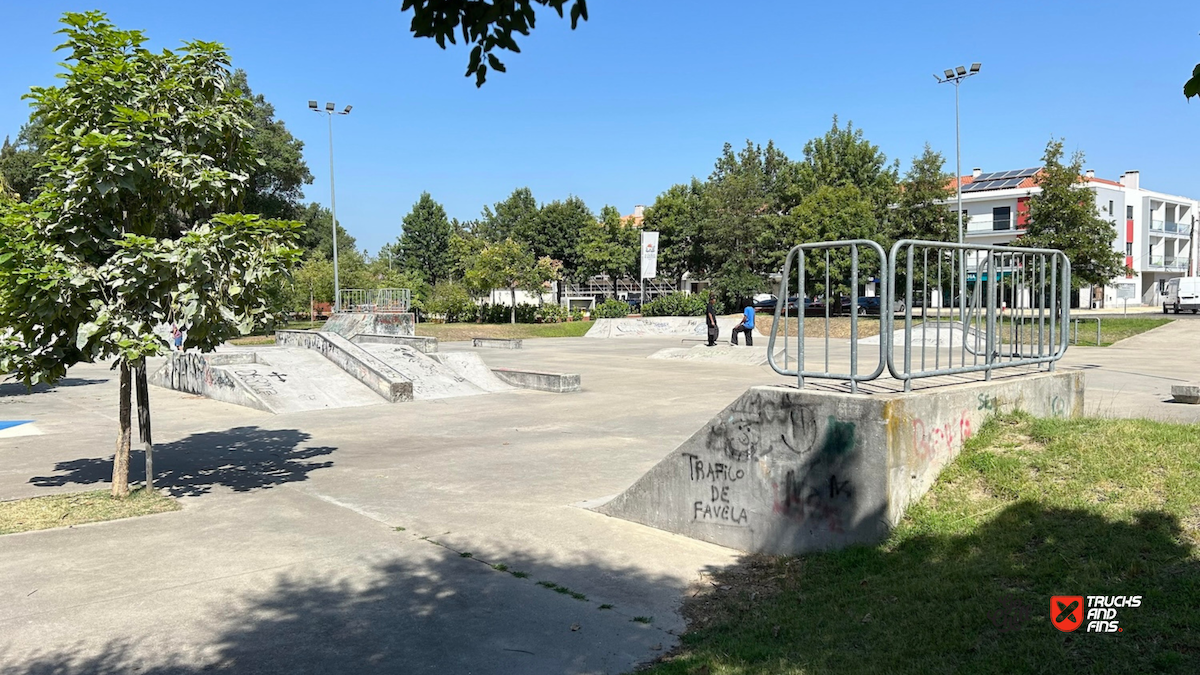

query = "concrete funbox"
(591, 370), (1083, 555)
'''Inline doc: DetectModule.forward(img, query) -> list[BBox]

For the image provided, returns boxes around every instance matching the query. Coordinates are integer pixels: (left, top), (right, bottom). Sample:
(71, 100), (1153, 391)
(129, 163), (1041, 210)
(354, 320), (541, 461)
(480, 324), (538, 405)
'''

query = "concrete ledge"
(473, 337), (523, 349)
(149, 353), (272, 413)
(352, 333), (438, 353)
(491, 368), (581, 393)
(593, 370), (1083, 555)
(275, 330), (412, 402)
(1171, 384), (1200, 404)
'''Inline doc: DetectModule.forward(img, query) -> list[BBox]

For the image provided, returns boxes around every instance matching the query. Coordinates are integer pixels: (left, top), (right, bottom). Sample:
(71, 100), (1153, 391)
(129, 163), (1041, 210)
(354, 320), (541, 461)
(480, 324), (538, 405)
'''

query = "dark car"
(753, 295), (802, 315)
(840, 296), (883, 316)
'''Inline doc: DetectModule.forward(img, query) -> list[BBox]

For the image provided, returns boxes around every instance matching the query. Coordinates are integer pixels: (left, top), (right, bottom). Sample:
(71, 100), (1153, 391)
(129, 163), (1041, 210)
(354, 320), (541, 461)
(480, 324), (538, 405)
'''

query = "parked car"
(839, 296), (884, 316)
(1164, 277), (1200, 314)
(752, 295), (802, 315)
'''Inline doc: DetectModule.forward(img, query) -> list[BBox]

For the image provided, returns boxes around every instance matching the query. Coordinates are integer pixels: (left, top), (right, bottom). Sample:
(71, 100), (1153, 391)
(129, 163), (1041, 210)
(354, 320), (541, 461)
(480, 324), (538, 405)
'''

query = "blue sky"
(3, 1), (1199, 255)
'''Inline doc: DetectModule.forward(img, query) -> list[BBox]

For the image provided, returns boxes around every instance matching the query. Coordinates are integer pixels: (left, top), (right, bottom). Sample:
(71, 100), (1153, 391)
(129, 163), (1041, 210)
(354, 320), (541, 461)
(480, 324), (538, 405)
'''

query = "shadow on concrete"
(28, 427), (335, 497)
(2, 542), (673, 674)
(0, 378), (108, 398)
(672, 502), (1199, 673)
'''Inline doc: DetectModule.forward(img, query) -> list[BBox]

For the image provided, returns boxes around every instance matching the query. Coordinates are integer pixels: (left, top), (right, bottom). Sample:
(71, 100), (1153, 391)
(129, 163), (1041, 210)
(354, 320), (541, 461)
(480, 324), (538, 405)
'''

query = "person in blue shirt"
(730, 299), (755, 346)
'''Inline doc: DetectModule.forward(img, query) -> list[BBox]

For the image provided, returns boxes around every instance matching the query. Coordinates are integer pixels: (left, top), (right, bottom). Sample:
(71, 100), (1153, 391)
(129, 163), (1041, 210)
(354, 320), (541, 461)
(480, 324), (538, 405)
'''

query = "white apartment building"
(950, 167), (1199, 308)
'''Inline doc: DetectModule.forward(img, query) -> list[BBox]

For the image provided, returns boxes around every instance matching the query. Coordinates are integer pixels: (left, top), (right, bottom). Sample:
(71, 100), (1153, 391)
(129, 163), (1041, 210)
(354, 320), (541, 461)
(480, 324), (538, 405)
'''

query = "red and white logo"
(1051, 596), (1084, 632)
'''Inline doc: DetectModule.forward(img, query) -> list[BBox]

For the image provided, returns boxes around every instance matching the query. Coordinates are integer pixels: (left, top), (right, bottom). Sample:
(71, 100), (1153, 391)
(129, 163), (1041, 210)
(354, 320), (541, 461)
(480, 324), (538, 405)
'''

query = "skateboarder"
(705, 293), (719, 347)
(730, 300), (755, 346)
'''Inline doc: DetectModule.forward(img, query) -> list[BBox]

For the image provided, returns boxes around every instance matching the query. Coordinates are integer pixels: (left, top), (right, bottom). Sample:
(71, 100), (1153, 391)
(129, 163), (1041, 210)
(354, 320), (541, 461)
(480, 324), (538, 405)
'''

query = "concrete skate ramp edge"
(430, 352), (514, 392)
(355, 343), (488, 400)
(275, 330), (412, 402)
(585, 315), (743, 338)
(149, 353), (272, 413)
(591, 371), (1083, 555)
(321, 312), (415, 339)
(648, 344), (782, 366)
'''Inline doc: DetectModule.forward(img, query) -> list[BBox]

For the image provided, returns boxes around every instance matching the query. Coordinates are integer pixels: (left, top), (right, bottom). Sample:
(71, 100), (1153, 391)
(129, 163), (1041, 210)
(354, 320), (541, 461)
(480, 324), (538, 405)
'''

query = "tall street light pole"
(934, 63), (981, 245)
(309, 100), (352, 313)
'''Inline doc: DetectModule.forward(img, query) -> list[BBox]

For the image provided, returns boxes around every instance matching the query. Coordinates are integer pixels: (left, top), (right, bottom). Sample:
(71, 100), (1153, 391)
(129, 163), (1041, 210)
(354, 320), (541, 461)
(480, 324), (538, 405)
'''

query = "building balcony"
(1148, 256), (1188, 271)
(1149, 220), (1192, 236)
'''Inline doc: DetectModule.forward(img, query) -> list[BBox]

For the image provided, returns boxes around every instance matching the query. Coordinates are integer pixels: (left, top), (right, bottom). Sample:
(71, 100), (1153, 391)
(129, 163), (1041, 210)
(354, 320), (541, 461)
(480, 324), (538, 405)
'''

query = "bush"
(477, 302), (540, 323)
(571, 308), (585, 322)
(594, 298), (631, 319)
(424, 282), (476, 323)
(641, 293), (706, 317)
(535, 304), (568, 323)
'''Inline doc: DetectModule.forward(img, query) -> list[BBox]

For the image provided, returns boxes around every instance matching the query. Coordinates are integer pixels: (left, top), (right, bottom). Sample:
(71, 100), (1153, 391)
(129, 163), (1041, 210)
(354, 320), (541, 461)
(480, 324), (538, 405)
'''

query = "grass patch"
(632, 616), (654, 624)
(536, 580), (588, 601)
(599, 604), (614, 610)
(459, 551), (473, 558)
(0, 488), (180, 535)
(393, 526), (406, 531)
(414, 321), (592, 342)
(510, 570), (529, 579)
(755, 315), (887, 340)
(645, 414), (1200, 674)
(1066, 317), (1172, 346)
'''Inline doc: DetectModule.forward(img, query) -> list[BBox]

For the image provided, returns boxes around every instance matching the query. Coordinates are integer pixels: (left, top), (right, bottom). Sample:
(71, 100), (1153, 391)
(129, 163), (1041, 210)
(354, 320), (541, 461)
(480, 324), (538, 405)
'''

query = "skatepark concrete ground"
(2, 321), (1199, 674)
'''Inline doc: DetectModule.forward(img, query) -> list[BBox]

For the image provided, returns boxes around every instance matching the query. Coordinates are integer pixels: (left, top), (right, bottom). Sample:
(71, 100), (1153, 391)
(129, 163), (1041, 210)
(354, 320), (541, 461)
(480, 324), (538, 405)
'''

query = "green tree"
(296, 202), (357, 259)
(791, 184), (880, 296)
(1025, 139), (1123, 288)
(643, 179), (707, 285)
(700, 141), (800, 309)
(401, 0), (588, 86)
(230, 70), (313, 220)
(0, 12), (301, 497)
(0, 133), (43, 202)
(449, 226), (487, 282)
(530, 195), (591, 279)
(399, 192), (454, 284)
(895, 144), (955, 243)
(1186, 62), (1200, 99)
(465, 237), (536, 323)
(480, 187), (538, 242)
(578, 205), (638, 297)
(798, 117), (899, 238)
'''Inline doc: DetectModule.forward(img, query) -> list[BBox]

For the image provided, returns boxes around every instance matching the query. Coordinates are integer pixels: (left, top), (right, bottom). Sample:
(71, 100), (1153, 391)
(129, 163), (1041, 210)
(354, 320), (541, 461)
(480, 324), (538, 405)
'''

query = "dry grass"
(754, 314), (887, 339)
(414, 321), (593, 342)
(0, 488), (180, 535)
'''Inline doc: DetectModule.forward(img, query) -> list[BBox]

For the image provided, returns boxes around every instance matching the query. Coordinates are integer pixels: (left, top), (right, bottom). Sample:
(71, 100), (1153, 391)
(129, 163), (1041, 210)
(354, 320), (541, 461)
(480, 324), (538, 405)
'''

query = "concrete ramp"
(591, 371), (1083, 555)
(585, 316), (743, 338)
(648, 344), (781, 366)
(150, 350), (386, 414)
(321, 312), (415, 339)
(431, 352), (515, 392)
(356, 343), (490, 400)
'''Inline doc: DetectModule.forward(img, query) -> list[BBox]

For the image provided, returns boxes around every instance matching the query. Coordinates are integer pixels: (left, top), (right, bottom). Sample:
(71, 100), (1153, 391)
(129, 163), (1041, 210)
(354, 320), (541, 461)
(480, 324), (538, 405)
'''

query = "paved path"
(3, 321), (1200, 674)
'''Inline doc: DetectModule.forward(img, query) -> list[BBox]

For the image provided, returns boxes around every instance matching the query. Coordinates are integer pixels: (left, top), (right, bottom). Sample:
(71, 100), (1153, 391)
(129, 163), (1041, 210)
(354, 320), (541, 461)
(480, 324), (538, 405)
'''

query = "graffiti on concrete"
(912, 412), (973, 462)
(775, 469), (852, 533)
(707, 403), (818, 462)
(234, 369), (280, 397)
(1051, 395), (1066, 418)
(820, 417), (856, 455)
(682, 451), (749, 526)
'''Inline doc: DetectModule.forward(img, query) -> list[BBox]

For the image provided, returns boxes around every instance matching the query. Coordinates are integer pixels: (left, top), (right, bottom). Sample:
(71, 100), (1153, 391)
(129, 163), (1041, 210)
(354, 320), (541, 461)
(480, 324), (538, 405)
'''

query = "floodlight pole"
(935, 64), (980, 323)
(311, 101), (352, 313)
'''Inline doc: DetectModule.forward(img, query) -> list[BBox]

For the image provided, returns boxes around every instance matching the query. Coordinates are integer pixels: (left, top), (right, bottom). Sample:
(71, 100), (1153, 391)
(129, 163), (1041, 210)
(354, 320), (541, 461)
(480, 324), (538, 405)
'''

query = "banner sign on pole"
(640, 231), (659, 280)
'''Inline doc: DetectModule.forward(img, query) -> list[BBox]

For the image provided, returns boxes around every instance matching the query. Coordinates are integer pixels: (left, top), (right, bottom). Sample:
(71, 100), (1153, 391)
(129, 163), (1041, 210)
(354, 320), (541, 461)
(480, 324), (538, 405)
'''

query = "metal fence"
(765, 240), (888, 393)
(337, 288), (412, 313)
(766, 239), (1071, 392)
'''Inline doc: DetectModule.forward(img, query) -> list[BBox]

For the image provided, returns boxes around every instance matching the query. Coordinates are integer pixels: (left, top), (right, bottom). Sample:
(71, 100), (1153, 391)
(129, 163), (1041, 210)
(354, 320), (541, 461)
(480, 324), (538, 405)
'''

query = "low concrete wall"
(321, 312), (415, 339)
(585, 315), (744, 338)
(149, 352), (273, 413)
(473, 337), (523, 349)
(275, 330), (412, 402)
(491, 368), (581, 393)
(352, 333), (438, 353)
(593, 370), (1084, 554)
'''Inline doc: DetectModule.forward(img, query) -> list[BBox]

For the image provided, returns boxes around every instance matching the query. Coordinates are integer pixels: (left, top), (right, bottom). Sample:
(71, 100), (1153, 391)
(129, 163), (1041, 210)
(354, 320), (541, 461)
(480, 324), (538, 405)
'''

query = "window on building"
(1126, 243), (1133, 256)
(1127, 205), (1133, 219)
(1109, 200), (1114, 215)
(993, 206), (1011, 231)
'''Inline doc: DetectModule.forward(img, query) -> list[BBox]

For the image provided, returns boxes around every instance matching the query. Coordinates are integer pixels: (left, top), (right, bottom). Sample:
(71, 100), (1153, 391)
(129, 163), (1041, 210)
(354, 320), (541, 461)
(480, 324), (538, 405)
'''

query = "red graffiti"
(912, 413), (973, 461)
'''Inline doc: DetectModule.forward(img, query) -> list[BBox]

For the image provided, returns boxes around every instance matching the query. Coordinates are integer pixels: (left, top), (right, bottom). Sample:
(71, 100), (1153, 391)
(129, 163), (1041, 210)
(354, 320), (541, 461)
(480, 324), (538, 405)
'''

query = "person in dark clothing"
(730, 299), (755, 346)
(705, 293), (718, 347)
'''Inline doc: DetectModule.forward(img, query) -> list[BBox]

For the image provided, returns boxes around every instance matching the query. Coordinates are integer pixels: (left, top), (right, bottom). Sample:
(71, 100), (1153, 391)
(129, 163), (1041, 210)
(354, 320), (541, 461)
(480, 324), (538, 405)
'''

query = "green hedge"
(594, 298), (631, 319)
(642, 293), (706, 317)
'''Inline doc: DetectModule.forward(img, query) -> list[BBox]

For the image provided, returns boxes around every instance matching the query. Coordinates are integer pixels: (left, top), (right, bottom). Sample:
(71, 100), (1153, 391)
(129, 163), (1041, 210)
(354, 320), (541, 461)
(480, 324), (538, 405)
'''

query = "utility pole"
(309, 101), (352, 312)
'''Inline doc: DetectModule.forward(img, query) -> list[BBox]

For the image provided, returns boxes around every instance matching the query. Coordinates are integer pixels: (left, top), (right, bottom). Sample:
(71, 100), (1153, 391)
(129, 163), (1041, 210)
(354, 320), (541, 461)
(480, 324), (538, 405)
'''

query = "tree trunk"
(112, 361), (132, 498)
(612, 275), (618, 299)
(135, 363), (153, 491)
(510, 286), (517, 324)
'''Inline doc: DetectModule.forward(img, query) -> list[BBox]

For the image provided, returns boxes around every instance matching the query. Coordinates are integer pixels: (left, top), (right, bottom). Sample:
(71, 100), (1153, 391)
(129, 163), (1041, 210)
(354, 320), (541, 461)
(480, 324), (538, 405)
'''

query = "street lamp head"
(325, 101), (335, 112)
(342, 105), (353, 114)
(943, 68), (956, 79)
(970, 62), (981, 73)
(308, 100), (318, 111)
(955, 65), (967, 76)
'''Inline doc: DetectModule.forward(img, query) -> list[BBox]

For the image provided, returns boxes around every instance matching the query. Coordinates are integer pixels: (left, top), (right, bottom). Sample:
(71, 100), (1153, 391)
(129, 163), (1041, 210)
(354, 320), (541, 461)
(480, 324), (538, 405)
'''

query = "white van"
(1163, 277), (1200, 314)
